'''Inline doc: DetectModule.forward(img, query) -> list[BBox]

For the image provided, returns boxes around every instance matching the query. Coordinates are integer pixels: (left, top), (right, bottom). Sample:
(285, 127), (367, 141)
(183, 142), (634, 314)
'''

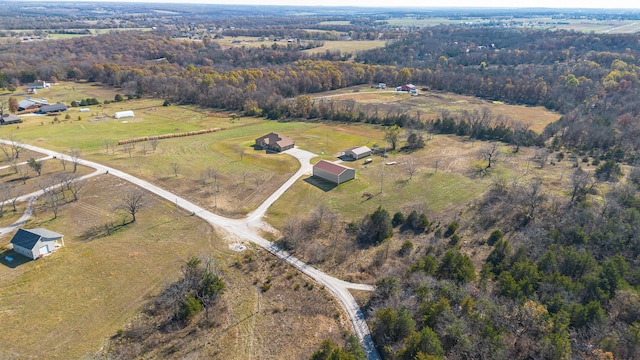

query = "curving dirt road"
(0, 140), (381, 360)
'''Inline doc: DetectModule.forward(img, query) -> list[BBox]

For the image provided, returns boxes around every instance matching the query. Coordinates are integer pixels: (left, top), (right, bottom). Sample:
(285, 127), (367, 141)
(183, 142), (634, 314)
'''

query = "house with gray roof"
(10, 228), (64, 260)
(344, 146), (372, 160)
(40, 103), (67, 114)
(1, 114), (22, 125)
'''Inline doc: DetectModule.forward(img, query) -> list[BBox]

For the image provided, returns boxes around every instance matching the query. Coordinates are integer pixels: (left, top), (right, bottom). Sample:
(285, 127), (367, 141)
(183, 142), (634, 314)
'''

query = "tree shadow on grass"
(0, 249), (31, 268)
(76, 221), (129, 242)
(303, 176), (338, 192)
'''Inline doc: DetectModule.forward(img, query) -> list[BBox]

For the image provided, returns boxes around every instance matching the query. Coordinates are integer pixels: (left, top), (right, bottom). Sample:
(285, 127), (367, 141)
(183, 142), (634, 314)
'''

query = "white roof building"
(114, 110), (134, 119)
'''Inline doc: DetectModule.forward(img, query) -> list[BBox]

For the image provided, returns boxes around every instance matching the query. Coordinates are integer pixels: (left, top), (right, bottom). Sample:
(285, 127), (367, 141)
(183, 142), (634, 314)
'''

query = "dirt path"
(0, 140), (381, 360)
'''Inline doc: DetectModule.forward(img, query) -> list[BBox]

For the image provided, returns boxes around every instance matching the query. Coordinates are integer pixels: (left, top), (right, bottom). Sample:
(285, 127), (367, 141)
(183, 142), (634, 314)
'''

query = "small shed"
(344, 146), (372, 160)
(114, 110), (134, 119)
(313, 160), (355, 185)
(10, 228), (64, 260)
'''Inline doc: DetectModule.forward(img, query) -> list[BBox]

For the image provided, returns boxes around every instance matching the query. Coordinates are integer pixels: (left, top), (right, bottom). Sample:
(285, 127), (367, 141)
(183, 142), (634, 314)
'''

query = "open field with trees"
(1, 2), (640, 359)
(0, 174), (350, 359)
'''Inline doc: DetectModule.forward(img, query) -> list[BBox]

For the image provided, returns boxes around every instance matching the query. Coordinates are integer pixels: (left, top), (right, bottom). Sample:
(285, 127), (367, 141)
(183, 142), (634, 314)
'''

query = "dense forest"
(3, 4), (640, 358)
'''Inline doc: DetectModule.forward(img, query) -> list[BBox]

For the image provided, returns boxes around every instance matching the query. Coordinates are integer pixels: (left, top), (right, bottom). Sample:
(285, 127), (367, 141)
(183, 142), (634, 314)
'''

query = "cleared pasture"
(312, 87), (561, 133)
(0, 175), (346, 359)
(302, 40), (387, 55)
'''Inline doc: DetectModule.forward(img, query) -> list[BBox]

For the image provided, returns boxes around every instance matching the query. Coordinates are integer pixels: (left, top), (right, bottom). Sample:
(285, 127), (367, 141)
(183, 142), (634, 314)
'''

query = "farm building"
(10, 228), (64, 260)
(313, 160), (356, 185)
(344, 146), (372, 160)
(18, 97), (48, 111)
(26, 80), (50, 91)
(1, 114), (22, 125)
(40, 103), (67, 114)
(114, 110), (135, 119)
(255, 132), (295, 152)
(396, 84), (417, 92)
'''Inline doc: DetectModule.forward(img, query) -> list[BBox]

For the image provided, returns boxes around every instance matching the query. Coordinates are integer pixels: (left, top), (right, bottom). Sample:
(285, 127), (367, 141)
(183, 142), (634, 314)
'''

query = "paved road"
(0, 140), (381, 360)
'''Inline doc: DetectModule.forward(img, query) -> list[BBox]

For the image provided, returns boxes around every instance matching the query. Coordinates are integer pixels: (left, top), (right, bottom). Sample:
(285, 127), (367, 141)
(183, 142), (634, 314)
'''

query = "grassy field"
(0, 175), (348, 359)
(313, 87), (561, 133)
(302, 40), (387, 55)
(211, 36), (386, 55)
(380, 17), (640, 34)
(0, 82), (559, 218)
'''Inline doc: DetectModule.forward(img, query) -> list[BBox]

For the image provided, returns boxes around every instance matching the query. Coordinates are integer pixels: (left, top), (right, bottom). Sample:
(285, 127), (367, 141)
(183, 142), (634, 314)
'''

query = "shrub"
(399, 240), (414, 257)
(179, 295), (201, 321)
(392, 212), (405, 227)
(488, 229), (504, 246)
(444, 221), (459, 238)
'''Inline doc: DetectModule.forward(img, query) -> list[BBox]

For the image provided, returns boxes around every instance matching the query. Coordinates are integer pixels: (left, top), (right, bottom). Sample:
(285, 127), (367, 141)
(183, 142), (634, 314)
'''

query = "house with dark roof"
(255, 132), (295, 152)
(313, 160), (356, 185)
(18, 97), (48, 111)
(10, 228), (64, 260)
(40, 103), (67, 114)
(344, 146), (372, 160)
(1, 114), (22, 125)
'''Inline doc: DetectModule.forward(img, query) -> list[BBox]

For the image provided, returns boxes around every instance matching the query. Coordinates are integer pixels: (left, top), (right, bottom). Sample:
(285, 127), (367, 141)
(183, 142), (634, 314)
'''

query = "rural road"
(0, 140), (381, 360)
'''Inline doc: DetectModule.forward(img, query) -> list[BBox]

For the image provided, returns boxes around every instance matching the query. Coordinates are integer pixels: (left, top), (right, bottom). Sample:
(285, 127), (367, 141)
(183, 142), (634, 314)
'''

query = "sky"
(70, 0), (640, 10)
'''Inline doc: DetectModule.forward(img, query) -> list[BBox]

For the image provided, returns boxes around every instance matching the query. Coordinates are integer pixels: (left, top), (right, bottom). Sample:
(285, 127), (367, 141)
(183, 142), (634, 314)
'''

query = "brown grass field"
(0, 174), (349, 359)
(313, 87), (561, 133)
(211, 36), (386, 56)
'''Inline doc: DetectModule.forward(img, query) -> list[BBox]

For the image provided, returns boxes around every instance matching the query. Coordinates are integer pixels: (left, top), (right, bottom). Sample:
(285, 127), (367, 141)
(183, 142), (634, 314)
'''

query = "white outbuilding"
(10, 228), (64, 260)
(114, 110), (134, 119)
(344, 146), (372, 160)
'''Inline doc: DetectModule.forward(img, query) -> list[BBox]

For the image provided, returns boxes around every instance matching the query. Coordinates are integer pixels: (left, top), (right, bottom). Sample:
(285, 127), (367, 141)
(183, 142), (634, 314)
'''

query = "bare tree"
(103, 139), (117, 154)
(406, 157), (418, 180)
(533, 147), (549, 169)
(39, 180), (62, 219)
(69, 149), (81, 172)
(149, 137), (160, 152)
(434, 158), (442, 173)
(117, 188), (147, 223)
(4, 184), (19, 212)
(122, 143), (135, 158)
(241, 169), (250, 184)
(569, 167), (595, 204)
(522, 178), (546, 223)
(16, 164), (30, 184)
(68, 177), (87, 201)
(141, 143), (148, 157)
(479, 142), (500, 171)
(170, 162), (179, 177)
(0, 143), (14, 162)
(10, 135), (21, 159)
(9, 157), (18, 174)
(512, 122), (532, 153)
(58, 172), (86, 201)
(59, 156), (68, 171)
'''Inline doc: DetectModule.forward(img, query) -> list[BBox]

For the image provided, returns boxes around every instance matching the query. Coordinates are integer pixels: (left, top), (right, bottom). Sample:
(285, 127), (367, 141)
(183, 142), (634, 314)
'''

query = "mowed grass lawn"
(267, 135), (493, 229)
